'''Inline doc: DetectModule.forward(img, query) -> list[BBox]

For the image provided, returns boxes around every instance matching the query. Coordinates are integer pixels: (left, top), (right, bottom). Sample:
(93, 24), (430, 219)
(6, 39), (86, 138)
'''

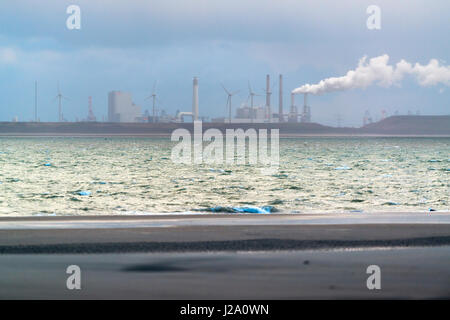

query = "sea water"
(0, 137), (448, 216)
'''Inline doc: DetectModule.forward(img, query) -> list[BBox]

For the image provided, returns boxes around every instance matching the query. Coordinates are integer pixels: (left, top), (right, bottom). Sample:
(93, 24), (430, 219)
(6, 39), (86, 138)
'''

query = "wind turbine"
(247, 81), (262, 123)
(53, 82), (69, 122)
(222, 84), (239, 123)
(145, 81), (159, 123)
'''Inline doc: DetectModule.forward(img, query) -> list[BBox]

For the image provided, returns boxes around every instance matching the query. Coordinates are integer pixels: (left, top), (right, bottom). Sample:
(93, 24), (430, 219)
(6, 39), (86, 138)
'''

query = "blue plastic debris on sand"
(78, 191), (91, 196)
(44, 163), (52, 166)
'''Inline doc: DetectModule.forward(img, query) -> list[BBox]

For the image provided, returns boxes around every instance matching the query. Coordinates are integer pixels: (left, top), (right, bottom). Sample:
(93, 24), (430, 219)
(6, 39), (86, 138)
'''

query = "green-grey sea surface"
(0, 137), (448, 216)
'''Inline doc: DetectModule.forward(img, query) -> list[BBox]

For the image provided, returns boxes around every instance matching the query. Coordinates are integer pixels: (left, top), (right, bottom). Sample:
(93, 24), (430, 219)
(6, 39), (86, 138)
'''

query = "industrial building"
(234, 105), (266, 123)
(108, 91), (142, 123)
(230, 74), (304, 123)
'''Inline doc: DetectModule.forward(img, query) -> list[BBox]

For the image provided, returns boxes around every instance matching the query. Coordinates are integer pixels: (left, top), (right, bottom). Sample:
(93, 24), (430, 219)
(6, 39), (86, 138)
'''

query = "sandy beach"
(1, 212), (449, 299)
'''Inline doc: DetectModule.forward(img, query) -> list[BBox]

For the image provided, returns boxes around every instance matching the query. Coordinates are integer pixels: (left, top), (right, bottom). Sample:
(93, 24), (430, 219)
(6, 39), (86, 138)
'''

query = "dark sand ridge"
(1, 213), (450, 254)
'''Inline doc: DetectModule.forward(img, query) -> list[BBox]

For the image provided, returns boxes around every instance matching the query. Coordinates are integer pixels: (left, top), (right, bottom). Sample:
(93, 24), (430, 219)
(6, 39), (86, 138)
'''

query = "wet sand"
(1, 248), (449, 299)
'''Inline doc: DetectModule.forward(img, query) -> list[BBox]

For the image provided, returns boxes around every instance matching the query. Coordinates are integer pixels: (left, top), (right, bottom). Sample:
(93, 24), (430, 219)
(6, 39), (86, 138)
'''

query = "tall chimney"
(192, 77), (199, 120)
(266, 74), (271, 122)
(278, 74), (283, 122)
(289, 92), (297, 122)
(302, 93), (310, 123)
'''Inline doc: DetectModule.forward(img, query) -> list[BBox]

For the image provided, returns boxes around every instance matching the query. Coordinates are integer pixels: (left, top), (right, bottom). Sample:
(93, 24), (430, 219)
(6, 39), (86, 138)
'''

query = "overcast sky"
(0, 0), (449, 126)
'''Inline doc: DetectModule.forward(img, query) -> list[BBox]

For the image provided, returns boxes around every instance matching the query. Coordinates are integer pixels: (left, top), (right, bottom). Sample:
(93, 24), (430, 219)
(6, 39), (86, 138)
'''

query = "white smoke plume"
(292, 54), (450, 95)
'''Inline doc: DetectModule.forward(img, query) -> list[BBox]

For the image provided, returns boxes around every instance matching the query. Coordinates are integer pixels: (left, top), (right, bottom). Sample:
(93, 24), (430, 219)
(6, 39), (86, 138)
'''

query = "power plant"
(26, 74), (315, 124)
(126, 73), (307, 123)
(15, 55), (447, 126)
(12, 73), (444, 132)
(231, 74), (301, 123)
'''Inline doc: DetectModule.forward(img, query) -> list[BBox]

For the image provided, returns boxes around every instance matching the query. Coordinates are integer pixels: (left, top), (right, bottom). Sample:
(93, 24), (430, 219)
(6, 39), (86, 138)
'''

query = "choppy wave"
(194, 206), (276, 214)
(0, 137), (449, 216)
